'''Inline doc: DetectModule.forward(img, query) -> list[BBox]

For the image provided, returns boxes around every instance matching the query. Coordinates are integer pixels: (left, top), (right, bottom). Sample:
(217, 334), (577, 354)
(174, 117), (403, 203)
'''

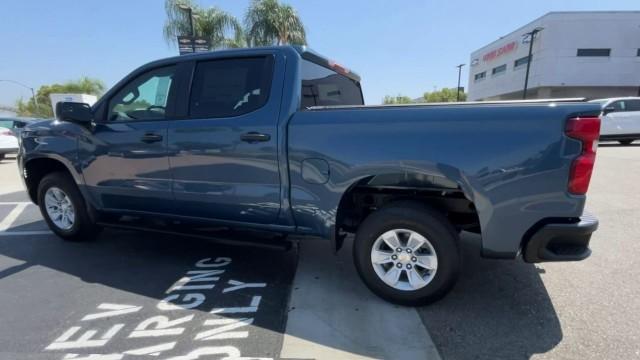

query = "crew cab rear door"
(167, 52), (283, 224)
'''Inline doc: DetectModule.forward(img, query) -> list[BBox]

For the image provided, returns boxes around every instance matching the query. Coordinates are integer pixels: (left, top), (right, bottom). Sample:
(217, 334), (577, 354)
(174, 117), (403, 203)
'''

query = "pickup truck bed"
(289, 100), (597, 258)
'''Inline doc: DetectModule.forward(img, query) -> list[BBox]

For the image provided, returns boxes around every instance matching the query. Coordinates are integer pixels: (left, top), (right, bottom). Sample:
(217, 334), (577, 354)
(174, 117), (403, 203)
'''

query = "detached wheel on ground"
(619, 140), (634, 145)
(37, 172), (101, 241)
(353, 201), (460, 306)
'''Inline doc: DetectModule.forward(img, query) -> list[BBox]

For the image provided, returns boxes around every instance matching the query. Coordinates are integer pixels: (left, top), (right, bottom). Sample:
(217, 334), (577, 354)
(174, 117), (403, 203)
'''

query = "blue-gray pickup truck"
(17, 46), (601, 305)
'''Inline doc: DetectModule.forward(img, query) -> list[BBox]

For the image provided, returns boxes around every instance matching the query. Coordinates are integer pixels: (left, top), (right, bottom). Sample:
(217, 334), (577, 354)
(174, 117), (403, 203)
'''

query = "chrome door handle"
(140, 133), (163, 143)
(240, 132), (271, 143)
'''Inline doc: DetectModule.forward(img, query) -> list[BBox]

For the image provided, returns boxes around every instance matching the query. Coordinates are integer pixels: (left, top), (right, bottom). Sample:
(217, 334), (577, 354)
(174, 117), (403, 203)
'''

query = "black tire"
(0, 153), (5, 161)
(37, 172), (101, 241)
(619, 140), (634, 145)
(353, 201), (460, 306)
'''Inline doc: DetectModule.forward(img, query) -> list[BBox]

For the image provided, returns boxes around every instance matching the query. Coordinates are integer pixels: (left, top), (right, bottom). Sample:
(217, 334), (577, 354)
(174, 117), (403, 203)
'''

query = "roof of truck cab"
(138, 45), (361, 82)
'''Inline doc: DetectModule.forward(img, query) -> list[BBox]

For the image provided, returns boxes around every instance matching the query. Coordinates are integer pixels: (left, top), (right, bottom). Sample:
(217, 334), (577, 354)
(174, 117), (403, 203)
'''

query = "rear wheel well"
(335, 178), (480, 251)
(24, 158), (73, 204)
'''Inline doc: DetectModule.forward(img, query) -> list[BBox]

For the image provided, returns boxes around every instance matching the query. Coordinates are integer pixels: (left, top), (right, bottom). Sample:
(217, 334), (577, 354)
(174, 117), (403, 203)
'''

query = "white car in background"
(589, 97), (640, 145)
(0, 127), (19, 161)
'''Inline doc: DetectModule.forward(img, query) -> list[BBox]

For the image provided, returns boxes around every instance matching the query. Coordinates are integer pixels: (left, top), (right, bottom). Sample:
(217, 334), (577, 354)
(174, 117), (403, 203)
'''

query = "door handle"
(140, 133), (163, 143)
(241, 132), (271, 143)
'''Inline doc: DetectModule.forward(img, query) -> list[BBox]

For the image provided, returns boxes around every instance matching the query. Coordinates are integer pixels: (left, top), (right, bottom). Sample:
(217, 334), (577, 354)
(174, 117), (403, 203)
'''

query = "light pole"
(0, 79), (38, 107)
(456, 63), (465, 101)
(522, 27), (543, 99)
(178, 4), (196, 52)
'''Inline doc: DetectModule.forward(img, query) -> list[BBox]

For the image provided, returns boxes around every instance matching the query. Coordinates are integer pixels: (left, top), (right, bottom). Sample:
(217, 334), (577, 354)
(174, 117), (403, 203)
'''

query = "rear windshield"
(300, 60), (364, 109)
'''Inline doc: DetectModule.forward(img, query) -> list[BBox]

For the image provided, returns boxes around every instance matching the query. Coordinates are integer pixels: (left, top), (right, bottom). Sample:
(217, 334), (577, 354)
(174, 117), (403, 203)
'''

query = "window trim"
(185, 55), (275, 120)
(102, 64), (179, 124)
(474, 71), (486, 82)
(513, 56), (529, 69)
(576, 48), (611, 57)
(491, 64), (507, 76)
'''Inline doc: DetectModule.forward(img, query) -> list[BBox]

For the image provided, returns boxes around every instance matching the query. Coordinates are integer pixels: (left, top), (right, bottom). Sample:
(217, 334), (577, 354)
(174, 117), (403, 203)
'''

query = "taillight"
(565, 116), (601, 195)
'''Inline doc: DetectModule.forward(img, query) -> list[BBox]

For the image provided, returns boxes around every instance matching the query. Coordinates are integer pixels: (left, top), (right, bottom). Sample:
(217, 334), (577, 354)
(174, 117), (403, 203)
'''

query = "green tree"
(383, 95), (413, 104)
(163, 0), (244, 50)
(15, 77), (105, 118)
(423, 88), (467, 103)
(244, 0), (307, 46)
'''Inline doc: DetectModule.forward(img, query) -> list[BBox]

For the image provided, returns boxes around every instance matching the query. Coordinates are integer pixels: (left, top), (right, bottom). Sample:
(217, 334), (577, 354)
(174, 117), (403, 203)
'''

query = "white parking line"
(0, 202), (52, 236)
(0, 203), (29, 232)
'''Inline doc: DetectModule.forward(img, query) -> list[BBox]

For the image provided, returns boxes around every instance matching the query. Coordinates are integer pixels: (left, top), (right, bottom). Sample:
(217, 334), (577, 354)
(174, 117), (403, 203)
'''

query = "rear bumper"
(522, 213), (598, 263)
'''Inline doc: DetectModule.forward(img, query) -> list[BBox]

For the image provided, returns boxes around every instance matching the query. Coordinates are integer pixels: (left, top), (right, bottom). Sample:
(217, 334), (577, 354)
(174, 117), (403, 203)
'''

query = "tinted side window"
(610, 101), (626, 112)
(301, 60), (364, 109)
(108, 66), (176, 122)
(626, 100), (640, 111)
(189, 57), (273, 119)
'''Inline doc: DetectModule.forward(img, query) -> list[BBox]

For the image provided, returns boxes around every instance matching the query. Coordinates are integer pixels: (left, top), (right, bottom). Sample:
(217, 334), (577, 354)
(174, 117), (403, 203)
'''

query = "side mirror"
(603, 106), (616, 115)
(55, 102), (94, 124)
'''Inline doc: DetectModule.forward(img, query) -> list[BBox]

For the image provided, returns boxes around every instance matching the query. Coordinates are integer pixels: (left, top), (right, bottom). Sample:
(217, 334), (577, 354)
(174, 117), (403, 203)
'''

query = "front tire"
(353, 201), (460, 306)
(37, 172), (101, 241)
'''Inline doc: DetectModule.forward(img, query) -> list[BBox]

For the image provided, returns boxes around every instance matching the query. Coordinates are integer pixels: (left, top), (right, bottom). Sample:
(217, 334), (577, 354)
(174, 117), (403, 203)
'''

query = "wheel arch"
(332, 170), (480, 252)
(23, 156), (81, 204)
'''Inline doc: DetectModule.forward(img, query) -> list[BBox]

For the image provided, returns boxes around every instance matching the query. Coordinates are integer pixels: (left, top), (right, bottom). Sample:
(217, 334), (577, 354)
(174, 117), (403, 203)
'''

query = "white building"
(468, 11), (640, 101)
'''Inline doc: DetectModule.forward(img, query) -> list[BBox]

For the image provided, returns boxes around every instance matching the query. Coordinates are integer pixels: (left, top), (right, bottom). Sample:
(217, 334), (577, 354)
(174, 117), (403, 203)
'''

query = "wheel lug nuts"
(391, 255), (397, 260)
(396, 263), (402, 268)
(396, 248), (402, 253)
(406, 248), (412, 253)
(406, 264), (412, 269)
(412, 257), (417, 262)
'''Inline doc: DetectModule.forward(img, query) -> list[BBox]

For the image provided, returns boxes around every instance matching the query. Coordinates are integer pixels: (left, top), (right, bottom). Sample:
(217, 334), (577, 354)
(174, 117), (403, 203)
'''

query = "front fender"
(19, 120), (87, 202)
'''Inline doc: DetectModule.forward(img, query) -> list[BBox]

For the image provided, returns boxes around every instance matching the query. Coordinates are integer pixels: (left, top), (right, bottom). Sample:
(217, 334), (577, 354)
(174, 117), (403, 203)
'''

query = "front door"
(80, 65), (177, 213)
(168, 55), (282, 224)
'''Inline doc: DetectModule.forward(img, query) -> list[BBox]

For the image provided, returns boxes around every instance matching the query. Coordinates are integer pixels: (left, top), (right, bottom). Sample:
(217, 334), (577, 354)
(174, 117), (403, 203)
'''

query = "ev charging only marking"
(0, 201), (52, 235)
(44, 257), (273, 359)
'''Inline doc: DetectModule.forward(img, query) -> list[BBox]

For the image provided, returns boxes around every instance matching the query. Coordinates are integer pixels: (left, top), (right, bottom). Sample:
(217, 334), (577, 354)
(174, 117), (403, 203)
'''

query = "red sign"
(482, 41), (517, 62)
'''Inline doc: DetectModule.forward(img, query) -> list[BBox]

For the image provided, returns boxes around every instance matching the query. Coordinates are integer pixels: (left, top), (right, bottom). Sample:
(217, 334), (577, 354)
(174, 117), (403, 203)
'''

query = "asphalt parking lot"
(0, 142), (639, 360)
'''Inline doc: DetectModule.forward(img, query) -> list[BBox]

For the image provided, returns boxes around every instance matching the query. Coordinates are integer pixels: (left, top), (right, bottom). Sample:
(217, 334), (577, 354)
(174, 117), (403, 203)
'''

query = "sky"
(1, 0), (639, 108)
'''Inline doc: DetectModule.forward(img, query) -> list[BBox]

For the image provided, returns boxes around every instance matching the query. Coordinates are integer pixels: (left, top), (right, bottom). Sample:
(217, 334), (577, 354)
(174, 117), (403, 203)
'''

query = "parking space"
(1, 144), (639, 359)
(0, 197), (297, 359)
(0, 158), (296, 359)
(0, 157), (437, 360)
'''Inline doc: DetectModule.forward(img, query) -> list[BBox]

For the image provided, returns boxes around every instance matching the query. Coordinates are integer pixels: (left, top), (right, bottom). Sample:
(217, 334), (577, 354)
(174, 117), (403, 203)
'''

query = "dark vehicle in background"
(17, 46), (601, 305)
